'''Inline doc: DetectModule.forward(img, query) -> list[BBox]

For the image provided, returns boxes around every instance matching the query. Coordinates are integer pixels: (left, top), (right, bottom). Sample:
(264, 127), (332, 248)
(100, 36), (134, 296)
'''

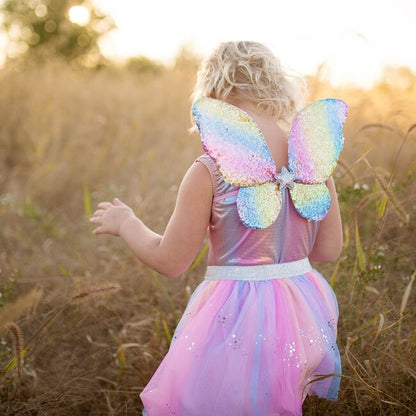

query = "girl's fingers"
(90, 209), (105, 221)
(95, 199), (124, 210)
(92, 209), (104, 217)
(90, 199), (127, 236)
(113, 197), (125, 206)
(92, 226), (102, 235)
(97, 201), (113, 209)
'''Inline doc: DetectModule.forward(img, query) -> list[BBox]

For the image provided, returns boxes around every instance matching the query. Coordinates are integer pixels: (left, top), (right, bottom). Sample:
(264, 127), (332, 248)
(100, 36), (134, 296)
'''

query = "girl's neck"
(225, 98), (262, 116)
(224, 97), (288, 168)
(225, 98), (278, 125)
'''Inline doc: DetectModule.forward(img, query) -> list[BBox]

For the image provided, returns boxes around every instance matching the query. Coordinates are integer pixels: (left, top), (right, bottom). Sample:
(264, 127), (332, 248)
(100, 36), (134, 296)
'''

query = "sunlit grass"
(0, 60), (415, 415)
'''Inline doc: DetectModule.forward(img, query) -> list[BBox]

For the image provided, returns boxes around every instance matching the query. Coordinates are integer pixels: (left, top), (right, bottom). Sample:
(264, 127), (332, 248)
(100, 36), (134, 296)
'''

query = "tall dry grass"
(0, 60), (415, 415)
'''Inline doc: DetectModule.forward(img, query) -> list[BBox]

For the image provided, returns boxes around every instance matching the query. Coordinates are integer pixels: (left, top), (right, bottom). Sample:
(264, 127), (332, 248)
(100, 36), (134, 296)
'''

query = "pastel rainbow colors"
(192, 97), (277, 186)
(288, 99), (348, 184)
(192, 97), (348, 228)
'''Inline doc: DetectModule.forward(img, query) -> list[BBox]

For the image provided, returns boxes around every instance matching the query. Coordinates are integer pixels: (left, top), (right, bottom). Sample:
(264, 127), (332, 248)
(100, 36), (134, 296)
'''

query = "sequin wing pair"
(192, 97), (348, 229)
(192, 97), (281, 229)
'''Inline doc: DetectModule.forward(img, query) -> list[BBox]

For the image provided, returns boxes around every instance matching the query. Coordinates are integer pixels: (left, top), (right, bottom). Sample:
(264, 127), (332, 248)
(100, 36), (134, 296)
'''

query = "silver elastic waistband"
(205, 258), (312, 281)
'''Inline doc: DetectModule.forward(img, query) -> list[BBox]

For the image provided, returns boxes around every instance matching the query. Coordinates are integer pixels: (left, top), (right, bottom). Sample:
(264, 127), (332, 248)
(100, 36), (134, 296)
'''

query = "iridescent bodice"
(198, 155), (320, 266)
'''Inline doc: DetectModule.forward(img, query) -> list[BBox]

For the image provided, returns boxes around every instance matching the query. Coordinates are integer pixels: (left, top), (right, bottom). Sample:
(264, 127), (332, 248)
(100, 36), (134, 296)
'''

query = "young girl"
(90, 41), (346, 416)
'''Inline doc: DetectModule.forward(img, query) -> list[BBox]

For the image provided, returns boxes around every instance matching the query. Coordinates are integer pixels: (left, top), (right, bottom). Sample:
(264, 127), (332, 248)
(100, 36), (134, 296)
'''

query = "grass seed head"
(67, 282), (121, 305)
(6, 322), (24, 377)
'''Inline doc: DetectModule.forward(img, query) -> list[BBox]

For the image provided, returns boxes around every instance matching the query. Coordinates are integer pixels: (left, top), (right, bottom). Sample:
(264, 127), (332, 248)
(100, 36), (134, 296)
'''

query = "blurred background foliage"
(0, 2), (415, 415)
(0, 0), (114, 66)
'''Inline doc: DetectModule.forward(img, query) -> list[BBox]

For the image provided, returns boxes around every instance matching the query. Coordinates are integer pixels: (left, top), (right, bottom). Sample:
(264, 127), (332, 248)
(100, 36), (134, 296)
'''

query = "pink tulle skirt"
(141, 269), (340, 416)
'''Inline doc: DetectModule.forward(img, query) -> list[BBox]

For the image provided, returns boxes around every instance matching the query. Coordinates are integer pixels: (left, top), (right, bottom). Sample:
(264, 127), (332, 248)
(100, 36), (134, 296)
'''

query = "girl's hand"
(89, 197), (135, 236)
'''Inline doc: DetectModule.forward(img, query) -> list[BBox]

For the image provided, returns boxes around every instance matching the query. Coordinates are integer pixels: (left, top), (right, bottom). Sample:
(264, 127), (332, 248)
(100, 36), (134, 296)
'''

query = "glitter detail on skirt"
(140, 266), (341, 416)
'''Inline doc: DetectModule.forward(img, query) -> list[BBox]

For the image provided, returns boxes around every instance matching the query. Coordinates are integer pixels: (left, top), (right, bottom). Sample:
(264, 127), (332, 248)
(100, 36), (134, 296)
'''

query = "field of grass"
(0, 60), (415, 415)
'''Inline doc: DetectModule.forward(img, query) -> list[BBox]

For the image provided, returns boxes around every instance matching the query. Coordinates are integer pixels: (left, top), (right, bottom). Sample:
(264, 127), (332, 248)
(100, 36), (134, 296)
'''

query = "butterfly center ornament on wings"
(274, 166), (296, 191)
(192, 97), (348, 230)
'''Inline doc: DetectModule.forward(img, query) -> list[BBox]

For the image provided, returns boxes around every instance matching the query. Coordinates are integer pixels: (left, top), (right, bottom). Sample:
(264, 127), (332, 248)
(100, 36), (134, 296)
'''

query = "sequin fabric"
(192, 97), (277, 186)
(288, 99), (348, 184)
(237, 183), (281, 229)
(141, 98), (346, 416)
(290, 183), (332, 221)
(140, 155), (342, 416)
(192, 97), (348, 227)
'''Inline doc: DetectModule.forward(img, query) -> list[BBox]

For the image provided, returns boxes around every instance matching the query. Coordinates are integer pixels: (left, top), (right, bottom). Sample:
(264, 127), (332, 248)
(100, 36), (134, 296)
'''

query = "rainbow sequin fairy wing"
(288, 99), (348, 221)
(192, 97), (281, 229)
(237, 184), (282, 229)
(192, 97), (277, 185)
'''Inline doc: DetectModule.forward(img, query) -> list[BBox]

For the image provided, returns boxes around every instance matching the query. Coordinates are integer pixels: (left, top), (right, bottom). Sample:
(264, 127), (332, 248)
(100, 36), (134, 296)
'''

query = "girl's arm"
(309, 177), (343, 262)
(90, 161), (213, 278)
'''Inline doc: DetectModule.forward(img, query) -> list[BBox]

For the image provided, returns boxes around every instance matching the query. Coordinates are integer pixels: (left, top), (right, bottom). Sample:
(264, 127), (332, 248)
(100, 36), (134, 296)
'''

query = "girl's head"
(192, 41), (304, 124)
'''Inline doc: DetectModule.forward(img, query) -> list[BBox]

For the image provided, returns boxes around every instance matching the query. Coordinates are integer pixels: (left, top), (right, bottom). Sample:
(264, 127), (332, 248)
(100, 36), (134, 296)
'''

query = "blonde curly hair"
(192, 41), (305, 125)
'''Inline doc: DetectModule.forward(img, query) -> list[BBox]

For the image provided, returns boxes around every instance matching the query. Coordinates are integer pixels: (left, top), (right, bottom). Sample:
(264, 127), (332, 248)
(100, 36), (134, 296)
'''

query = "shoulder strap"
(195, 154), (222, 197)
